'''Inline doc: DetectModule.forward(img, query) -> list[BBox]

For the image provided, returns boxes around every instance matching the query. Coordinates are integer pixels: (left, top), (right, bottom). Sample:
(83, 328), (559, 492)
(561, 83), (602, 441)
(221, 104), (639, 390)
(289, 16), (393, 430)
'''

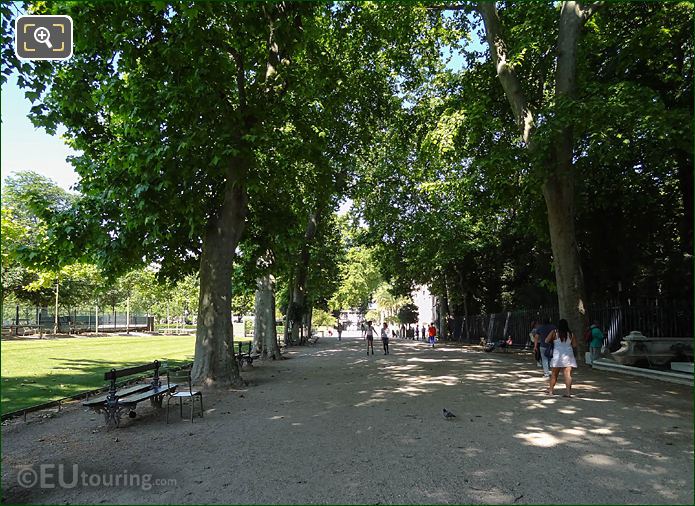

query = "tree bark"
(283, 274), (293, 346)
(305, 306), (313, 342)
(252, 285), (263, 355)
(438, 297), (449, 340)
(463, 292), (470, 342)
(543, 175), (587, 349)
(191, 167), (248, 386)
(290, 209), (319, 344)
(254, 272), (282, 360)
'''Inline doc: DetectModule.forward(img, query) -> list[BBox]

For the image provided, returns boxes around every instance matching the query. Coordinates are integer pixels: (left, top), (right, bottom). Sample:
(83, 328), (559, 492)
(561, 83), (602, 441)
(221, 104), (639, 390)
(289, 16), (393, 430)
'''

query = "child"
(365, 321), (375, 355)
(381, 322), (390, 355)
(428, 323), (436, 348)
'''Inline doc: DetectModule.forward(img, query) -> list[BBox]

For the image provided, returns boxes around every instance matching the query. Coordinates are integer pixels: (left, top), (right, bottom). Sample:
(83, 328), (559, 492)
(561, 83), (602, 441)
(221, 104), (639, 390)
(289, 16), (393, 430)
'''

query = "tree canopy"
(2, 1), (691, 377)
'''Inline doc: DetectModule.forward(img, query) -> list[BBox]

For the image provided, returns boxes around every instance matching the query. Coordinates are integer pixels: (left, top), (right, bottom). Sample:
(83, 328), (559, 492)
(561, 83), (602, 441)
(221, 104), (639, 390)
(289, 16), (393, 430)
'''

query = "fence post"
(54, 280), (59, 334)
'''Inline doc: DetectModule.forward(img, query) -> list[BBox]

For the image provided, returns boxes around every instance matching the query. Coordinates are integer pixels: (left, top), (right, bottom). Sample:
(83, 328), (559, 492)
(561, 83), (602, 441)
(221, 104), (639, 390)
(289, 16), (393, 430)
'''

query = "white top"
(550, 331), (577, 368)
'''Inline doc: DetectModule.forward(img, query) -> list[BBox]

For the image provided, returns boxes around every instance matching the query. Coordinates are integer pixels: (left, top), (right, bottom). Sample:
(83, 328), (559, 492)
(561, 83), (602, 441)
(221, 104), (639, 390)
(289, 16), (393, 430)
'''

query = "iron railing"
(453, 299), (692, 350)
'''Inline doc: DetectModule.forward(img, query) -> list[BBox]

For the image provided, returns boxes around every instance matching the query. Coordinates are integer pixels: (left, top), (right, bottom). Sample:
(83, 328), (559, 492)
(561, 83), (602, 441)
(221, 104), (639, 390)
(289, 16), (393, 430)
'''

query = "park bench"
(309, 332), (321, 345)
(82, 360), (177, 429)
(236, 341), (260, 367)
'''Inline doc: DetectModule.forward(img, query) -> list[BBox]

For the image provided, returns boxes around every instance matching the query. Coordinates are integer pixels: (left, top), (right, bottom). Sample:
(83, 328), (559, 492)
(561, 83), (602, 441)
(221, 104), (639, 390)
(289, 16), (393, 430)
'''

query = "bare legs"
(548, 367), (573, 396)
(562, 366), (572, 397)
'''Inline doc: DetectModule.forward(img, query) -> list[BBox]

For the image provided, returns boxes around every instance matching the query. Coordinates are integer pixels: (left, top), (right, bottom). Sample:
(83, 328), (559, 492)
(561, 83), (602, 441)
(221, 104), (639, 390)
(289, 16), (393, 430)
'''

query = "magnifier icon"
(34, 26), (52, 48)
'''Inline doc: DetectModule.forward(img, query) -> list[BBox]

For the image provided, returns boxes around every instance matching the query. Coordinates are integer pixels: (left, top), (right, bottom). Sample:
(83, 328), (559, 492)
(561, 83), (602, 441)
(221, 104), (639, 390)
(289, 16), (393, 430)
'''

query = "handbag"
(543, 341), (554, 359)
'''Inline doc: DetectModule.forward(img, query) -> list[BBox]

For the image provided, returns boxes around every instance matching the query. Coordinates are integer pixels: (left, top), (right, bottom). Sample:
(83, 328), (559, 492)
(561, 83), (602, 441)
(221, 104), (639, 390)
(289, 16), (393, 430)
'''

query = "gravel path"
(2, 332), (693, 504)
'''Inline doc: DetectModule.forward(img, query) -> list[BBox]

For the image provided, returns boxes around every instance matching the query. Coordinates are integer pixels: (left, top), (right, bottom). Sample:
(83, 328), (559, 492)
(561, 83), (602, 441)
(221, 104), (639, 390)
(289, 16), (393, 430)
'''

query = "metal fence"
(453, 299), (692, 350)
(2, 305), (150, 334)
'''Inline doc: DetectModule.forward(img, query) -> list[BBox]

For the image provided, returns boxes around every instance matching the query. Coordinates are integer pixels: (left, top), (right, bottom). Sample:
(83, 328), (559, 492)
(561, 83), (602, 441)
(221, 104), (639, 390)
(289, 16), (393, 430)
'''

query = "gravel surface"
(2, 331), (693, 504)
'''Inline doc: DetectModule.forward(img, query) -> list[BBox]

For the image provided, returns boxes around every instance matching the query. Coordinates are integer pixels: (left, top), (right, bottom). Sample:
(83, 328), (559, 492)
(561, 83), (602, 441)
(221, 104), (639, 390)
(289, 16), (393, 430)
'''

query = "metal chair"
(166, 368), (203, 423)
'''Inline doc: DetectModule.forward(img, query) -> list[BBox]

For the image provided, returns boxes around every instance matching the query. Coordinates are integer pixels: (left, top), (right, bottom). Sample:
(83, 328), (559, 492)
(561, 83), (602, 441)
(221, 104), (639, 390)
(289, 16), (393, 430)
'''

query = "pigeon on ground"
(442, 408), (456, 419)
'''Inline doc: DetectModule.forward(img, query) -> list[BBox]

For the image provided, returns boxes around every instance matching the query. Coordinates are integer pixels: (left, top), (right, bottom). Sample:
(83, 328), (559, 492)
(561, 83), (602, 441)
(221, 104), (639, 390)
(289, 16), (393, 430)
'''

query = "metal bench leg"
(179, 397), (183, 418)
(104, 405), (121, 430)
(199, 394), (204, 418)
(166, 396), (171, 424)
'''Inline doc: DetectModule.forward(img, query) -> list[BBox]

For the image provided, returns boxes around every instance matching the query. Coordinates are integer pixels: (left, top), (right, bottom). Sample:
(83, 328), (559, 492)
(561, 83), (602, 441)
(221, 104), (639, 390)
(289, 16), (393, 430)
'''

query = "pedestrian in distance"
(589, 321), (604, 363)
(534, 318), (557, 378)
(365, 320), (375, 355)
(421, 325), (425, 341)
(381, 322), (390, 354)
(428, 322), (437, 348)
(545, 318), (578, 397)
(527, 320), (538, 350)
(336, 321), (343, 341)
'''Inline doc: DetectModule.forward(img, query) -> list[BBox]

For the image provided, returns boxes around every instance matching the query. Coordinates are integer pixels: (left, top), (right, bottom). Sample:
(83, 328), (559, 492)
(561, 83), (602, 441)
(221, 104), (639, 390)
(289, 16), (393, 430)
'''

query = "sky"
(1, 72), (80, 192)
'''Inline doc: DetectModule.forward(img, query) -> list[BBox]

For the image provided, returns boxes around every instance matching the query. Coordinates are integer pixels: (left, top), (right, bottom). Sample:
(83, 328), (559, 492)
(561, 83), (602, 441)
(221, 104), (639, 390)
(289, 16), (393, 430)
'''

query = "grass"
(1, 334), (251, 415)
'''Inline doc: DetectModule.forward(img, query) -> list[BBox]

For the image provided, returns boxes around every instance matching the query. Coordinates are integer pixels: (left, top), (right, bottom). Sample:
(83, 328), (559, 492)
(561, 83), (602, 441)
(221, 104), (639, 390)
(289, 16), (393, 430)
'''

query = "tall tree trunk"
(478, 1), (597, 360)
(305, 306), (313, 341)
(676, 148), (693, 302)
(254, 272), (281, 360)
(438, 295), (449, 340)
(290, 209), (319, 344)
(283, 276), (293, 347)
(543, 174), (587, 351)
(463, 292), (470, 342)
(252, 285), (264, 356)
(545, 1), (594, 355)
(191, 168), (248, 386)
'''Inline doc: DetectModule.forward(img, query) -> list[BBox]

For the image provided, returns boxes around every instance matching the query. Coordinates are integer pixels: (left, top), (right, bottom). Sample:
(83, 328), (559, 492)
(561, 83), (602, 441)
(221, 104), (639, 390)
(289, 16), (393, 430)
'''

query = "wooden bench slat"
(118, 384), (177, 405)
(82, 383), (152, 407)
(104, 361), (159, 381)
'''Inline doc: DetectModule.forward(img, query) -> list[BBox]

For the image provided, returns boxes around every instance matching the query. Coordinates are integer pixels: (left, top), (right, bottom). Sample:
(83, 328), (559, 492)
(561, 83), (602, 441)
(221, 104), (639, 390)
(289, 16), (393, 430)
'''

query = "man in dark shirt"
(534, 319), (557, 378)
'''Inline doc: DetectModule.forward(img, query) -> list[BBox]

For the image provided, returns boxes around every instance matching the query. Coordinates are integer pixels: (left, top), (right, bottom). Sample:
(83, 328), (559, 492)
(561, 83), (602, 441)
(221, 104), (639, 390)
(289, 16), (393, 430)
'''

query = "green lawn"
(1, 334), (250, 415)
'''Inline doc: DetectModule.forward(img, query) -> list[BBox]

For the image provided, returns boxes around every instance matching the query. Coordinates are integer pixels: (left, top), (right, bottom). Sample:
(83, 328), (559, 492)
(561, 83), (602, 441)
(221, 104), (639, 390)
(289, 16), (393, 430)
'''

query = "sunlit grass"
(1, 334), (251, 414)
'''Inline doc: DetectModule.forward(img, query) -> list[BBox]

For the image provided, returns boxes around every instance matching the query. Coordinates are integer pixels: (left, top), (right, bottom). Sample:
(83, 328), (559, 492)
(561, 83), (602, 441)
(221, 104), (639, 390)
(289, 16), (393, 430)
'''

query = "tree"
(397, 303), (419, 325)
(9, 2), (324, 385)
(473, 1), (601, 354)
(329, 245), (382, 313)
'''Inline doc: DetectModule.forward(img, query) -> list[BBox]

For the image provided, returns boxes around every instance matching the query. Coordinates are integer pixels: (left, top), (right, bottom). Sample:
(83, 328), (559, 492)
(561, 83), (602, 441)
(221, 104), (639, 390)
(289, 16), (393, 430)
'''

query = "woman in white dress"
(545, 318), (577, 397)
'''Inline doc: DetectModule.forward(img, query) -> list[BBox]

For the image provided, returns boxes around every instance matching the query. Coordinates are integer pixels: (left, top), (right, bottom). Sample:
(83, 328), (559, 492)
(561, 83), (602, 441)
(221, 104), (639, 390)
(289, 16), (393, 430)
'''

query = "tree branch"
(425, 4), (469, 11)
(476, 1), (535, 144)
(229, 47), (246, 112)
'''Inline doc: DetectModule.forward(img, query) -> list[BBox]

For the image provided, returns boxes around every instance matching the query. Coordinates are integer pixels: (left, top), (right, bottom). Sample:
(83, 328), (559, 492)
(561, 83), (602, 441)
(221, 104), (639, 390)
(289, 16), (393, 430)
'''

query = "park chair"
(166, 368), (203, 423)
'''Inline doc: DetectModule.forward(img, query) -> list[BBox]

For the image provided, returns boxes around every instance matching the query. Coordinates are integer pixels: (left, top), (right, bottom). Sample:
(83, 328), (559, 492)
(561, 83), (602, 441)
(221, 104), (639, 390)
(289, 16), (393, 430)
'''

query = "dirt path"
(2, 333), (693, 504)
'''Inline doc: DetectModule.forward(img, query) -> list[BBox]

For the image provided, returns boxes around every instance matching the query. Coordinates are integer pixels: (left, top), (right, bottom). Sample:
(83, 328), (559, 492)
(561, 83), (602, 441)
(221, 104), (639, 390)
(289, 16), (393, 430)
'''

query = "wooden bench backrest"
(104, 361), (159, 381)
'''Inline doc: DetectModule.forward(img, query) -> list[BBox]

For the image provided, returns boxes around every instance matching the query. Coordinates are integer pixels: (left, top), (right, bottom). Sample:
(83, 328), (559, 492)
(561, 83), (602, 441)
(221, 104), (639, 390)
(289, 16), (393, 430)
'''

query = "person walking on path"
(527, 320), (538, 350)
(589, 322), (604, 363)
(365, 321), (375, 355)
(381, 322), (390, 354)
(336, 321), (343, 341)
(534, 318), (557, 378)
(545, 318), (578, 397)
(428, 323), (437, 348)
